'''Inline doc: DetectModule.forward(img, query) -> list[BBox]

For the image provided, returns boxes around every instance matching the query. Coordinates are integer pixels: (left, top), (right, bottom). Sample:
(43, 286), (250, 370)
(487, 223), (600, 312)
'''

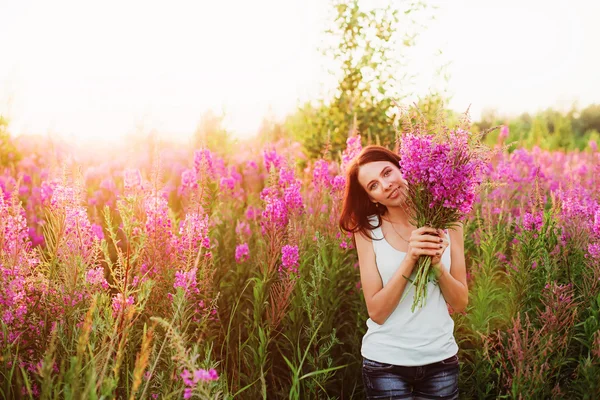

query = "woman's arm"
(355, 226), (442, 324)
(355, 232), (416, 325)
(435, 223), (469, 312)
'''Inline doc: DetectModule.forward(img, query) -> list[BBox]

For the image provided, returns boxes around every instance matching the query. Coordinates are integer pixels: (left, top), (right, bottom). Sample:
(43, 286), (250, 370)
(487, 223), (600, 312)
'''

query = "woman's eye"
(370, 183), (377, 190)
(384, 170), (390, 177)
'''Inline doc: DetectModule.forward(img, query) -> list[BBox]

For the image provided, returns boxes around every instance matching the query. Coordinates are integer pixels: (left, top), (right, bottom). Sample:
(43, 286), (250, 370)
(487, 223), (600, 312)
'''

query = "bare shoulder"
(354, 231), (374, 253)
(354, 216), (377, 260)
(354, 230), (373, 244)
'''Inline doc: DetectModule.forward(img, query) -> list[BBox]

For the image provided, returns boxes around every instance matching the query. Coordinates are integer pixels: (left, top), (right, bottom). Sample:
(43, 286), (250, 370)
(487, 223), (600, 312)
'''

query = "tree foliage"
(475, 103), (600, 151)
(286, 0), (430, 159)
(0, 116), (21, 168)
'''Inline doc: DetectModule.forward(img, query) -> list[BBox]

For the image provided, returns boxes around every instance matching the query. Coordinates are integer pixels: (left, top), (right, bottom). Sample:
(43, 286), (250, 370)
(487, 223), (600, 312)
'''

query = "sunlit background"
(1, 0), (598, 144)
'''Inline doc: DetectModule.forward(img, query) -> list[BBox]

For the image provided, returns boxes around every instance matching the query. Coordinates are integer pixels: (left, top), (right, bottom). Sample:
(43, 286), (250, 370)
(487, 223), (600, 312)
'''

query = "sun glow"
(1, 0), (598, 145)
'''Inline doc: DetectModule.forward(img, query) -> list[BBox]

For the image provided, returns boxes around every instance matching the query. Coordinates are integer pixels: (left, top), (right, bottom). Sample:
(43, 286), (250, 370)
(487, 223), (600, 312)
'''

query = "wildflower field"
(1, 132), (599, 399)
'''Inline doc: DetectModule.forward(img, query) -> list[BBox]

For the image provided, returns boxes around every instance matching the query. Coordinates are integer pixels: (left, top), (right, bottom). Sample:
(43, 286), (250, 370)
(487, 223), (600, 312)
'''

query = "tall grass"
(0, 135), (599, 398)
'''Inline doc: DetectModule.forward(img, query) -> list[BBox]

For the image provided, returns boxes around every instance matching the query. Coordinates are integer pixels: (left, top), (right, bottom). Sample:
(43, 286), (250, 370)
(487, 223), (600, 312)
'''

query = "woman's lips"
(388, 188), (399, 199)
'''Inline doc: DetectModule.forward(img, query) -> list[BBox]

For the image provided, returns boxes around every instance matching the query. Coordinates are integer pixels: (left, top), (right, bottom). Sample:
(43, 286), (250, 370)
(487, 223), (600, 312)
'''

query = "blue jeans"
(362, 354), (459, 399)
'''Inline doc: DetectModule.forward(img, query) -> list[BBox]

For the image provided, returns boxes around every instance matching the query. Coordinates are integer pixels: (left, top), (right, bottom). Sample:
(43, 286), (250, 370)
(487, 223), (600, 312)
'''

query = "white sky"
(0, 0), (598, 144)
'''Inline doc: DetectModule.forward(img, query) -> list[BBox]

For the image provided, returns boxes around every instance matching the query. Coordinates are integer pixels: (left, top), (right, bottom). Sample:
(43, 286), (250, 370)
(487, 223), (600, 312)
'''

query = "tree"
(0, 116), (21, 168)
(579, 104), (600, 135)
(287, 0), (431, 159)
(193, 110), (233, 156)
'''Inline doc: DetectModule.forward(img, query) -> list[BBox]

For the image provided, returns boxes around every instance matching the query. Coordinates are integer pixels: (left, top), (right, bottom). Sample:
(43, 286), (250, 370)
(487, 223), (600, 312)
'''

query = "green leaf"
(299, 364), (348, 381)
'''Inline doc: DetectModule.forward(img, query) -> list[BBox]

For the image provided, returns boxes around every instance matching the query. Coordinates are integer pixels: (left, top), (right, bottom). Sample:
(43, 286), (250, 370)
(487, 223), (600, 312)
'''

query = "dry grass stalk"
(129, 326), (155, 400)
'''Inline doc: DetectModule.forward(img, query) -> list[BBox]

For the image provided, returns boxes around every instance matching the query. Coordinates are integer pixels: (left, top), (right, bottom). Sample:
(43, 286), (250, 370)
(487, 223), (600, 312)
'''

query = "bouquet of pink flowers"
(398, 119), (492, 312)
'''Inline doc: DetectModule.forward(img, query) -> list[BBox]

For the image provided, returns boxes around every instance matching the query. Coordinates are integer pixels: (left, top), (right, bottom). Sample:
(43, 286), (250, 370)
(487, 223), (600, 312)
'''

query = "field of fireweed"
(1, 133), (599, 399)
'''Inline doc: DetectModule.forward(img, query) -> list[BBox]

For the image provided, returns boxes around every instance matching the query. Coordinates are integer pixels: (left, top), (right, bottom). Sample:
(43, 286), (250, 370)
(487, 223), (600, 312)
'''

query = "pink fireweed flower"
(181, 168), (198, 190)
(50, 185), (98, 264)
(341, 135), (363, 172)
(279, 166), (296, 187)
(86, 267), (109, 289)
(593, 208), (600, 237)
(50, 185), (77, 208)
(220, 176), (236, 192)
(261, 195), (288, 230)
(590, 140), (598, 153)
(142, 192), (177, 277)
(260, 157), (305, 237)
(100, 177), (116, 192)
(230, 167), (243, 184)
(112, 293), (135, 317)
(589, 243), (600, 260)
(531, 261), (538, 270)
(499, 125), (509, 140)
(21, 173), (32, 186)
(398, 128), (489, 312)
(245, 206), (260, 220)
(0, 194), (33, 263)
(0, 266), (26, 325)
(91, 223), (104, 240)
(522, 211), (544, 232)
(399, 130), (485, 216)
(331, 175), (346, 193)
(339, 231), (354, 250)
(556, 187), (597, 222)
(174, 267), (199, 296)
(193, 368), (218, 382)
(194, 149), (215, 177)
(180, 367), (219, 398)
(213, 156), (228, 178)
(313, 159), (333, 189)
(247, 160), (258, 170)
(261, 186), (287, 218)
(123, 169), (142, 193)
(486, 149), (546, 210)
(283, 182), (304, 214)
(28, 226), (44, 247)
(144, 192), (174, 241)
(263, 147), (283, 172)
(262, 164), (304, 222)
(177, 212), (210, 255)
(235, 221), (252, 238)
(280, 245), (299, 274)
(235, 243), (250, 263)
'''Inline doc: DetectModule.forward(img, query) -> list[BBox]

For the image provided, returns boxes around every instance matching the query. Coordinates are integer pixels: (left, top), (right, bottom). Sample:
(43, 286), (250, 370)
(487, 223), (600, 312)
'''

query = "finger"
(415, 227), (439, 235)
(414, 242), (444, 250)
(441, 238), (450, 249)
(417, 248), (441, 257)
(413, 234), (444, 243)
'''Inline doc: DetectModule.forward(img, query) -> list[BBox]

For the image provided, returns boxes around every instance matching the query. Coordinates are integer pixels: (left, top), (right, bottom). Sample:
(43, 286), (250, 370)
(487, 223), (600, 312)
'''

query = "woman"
(339, 145), (468, 400)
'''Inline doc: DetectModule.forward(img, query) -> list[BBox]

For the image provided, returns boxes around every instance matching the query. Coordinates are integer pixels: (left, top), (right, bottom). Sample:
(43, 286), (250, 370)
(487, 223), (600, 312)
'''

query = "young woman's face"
(357, 161), (408, 207)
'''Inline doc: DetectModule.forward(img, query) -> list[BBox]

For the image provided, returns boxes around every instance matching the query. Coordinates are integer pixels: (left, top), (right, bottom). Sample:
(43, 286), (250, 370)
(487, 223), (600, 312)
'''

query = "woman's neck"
(382, 205), (411, 227)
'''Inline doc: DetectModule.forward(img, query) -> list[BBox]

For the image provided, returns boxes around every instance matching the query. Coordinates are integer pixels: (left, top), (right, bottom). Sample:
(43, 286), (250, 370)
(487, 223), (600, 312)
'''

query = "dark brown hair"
(338, 145), (402, 240)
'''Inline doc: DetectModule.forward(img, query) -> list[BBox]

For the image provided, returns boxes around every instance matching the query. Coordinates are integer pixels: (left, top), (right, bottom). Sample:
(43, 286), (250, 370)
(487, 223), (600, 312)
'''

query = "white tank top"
(361, 215), (458, 366)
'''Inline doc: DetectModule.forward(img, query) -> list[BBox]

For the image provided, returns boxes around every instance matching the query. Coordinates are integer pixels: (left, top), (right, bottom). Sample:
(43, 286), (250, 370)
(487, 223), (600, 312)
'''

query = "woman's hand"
(431, 229), (449, 266)
(407, 227), (445, 263)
